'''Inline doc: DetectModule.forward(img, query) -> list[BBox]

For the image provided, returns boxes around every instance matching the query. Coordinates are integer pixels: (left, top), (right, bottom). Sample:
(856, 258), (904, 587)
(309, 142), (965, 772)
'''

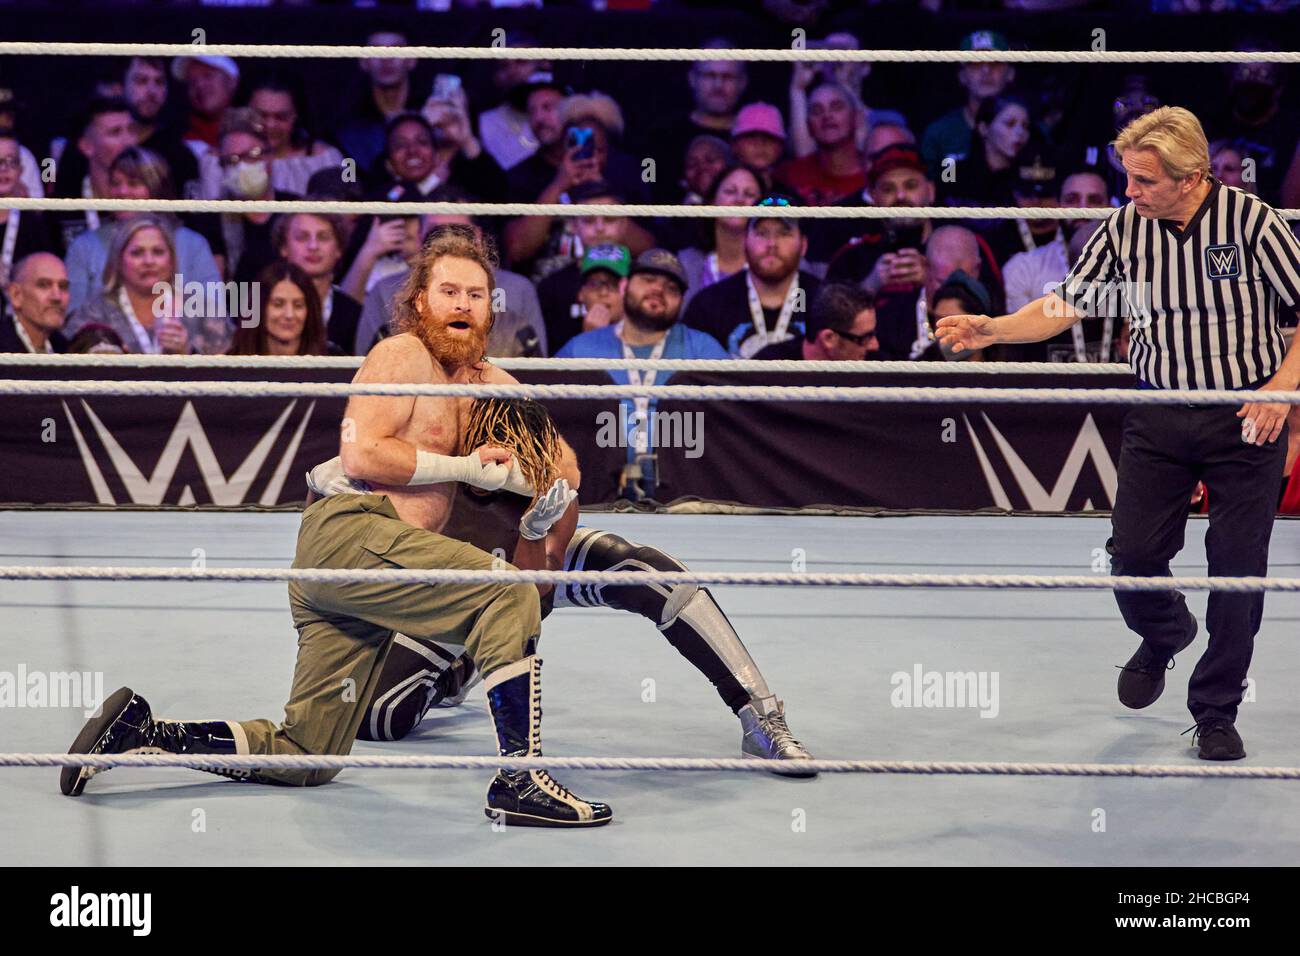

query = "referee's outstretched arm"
(934, 293), (1077, 355)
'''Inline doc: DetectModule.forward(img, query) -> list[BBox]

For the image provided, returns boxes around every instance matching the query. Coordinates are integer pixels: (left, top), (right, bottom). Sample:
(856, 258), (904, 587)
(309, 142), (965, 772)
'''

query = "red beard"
(413, 315), (489, 369)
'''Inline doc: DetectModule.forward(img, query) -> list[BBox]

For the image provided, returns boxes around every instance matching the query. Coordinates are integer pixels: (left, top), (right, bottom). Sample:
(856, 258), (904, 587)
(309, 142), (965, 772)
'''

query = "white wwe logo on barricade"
(964, 412), (1118, 511)
(61, 399), (318, 506)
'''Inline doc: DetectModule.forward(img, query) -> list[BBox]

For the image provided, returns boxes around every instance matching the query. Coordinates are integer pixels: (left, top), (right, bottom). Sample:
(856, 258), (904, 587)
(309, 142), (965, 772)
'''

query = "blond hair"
(1112, 106), (1211, 182)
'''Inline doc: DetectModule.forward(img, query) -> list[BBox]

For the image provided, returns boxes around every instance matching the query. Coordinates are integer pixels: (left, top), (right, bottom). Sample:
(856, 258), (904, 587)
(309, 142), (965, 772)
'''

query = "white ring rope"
(0, 378), (1289, 405)
(2, 566), (1297, 592)
(10, 198), (1228, 219)
(0, 353), (1135, 374)
(0, 43), (1295, 64)
(4, 753), (1299, 779)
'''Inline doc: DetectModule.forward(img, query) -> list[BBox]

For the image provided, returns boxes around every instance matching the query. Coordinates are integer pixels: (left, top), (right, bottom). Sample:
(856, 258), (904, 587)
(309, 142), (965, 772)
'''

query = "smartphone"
(566, 126), (596, 161)
(432, 73), (461, 102)
(885, 223), (925, 253)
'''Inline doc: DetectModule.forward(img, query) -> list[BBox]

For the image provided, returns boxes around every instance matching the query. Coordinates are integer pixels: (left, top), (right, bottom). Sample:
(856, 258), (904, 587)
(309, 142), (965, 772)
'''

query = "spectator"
(478, 39), (550, 170)
(571, 243), (630, 336)
(0, 134), (54, 285)
(66, 214), (231, 355)
(641, 40), (748, 202)
(730, 103), (785, 188)
(654, 133), (733, 254)
(807, 122), (918, 261)
(49, 96), (136, 255)
(826, 145), (935, 289)
(753, 282), (878, 361)
(0, 86), (43, 200)
(503, 93), (654, 274)
(358, 213), (544, 358)
(676, 163), (764, 303)
(1003, 167), (1111, 321)
(1205, 57), (1293, 204)
(788, 33), (909, 160)
(172, 55), (239, 158)
(122, 57), (200, 198)
(369, 111), (503, 202)
(1211, 138), (1258, 194)
(65, 147), (221, 313)
(335, 31), (421, 176)
(929, 273), (993, 362)
(340, 212), (420, 302)
(228, 260), (333, 356)
(248, 77), (344, 197)
(535, 180), (640, 353)
(556, 248), (728, 499)
(683, 195), (822, 357)
(979, 152), (1064, 267)
(0, 252), (69, 353)
(272, 212), (360, 355)
(938, 95), (1034, 208)
(773, 81), (866, 206)
(920, 31), (1015, 179)
(209, 109), (301, 283)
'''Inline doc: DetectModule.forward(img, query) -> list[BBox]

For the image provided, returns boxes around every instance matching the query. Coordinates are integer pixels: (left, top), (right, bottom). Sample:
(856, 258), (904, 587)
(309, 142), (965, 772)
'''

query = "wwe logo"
(1205, 244), (1241, 280)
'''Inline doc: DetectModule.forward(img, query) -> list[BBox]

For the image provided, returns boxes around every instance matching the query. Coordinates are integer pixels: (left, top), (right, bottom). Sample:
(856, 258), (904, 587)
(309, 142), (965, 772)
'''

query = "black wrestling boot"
(1116, 622), (1198, 709)
(1185, 719), (1246, 761)
(61, 686), (250, 796)
(483, 657), (612, 828)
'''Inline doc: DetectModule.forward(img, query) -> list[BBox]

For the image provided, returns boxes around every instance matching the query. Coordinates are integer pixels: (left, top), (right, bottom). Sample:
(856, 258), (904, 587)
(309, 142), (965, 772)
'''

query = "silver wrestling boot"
(739, 697), (817, 778)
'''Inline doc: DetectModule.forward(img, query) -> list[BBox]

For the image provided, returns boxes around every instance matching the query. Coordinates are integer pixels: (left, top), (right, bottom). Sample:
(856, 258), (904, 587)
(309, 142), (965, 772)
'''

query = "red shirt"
(774, 154), (866, 206)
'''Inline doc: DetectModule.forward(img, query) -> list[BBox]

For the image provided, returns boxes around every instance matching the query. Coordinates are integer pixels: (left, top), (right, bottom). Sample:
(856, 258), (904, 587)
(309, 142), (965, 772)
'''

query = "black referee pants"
(1108, 403), (1286, 723)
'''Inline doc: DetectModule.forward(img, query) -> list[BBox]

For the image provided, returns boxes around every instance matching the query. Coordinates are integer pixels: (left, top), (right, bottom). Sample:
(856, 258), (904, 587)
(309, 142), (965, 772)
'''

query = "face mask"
(223, 161), (269, 199)
(1232, 82), (1275, 122)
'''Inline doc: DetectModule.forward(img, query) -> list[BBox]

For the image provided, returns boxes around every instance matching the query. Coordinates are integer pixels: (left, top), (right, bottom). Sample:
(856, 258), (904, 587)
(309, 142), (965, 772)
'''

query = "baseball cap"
(629, 248), (688, 292)
(1014, 154), (1058, 198)
(867, 145), (927, 188)
(507, 70), (566, 110)
(171, 55), (240, 84)
(581, 243), (631, 279)
(960, 30), (1010, 52)
(732, 103), (786, 141)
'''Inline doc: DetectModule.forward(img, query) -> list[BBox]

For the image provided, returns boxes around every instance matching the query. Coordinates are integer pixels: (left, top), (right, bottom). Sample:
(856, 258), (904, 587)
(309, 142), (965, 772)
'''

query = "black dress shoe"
(1186, 719), (1246, 761)
(1116, 623), (1197, 709)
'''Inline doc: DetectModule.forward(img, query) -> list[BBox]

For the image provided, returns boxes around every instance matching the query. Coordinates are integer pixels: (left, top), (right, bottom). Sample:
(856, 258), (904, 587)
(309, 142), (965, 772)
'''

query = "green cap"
(580, 243), (631, 279)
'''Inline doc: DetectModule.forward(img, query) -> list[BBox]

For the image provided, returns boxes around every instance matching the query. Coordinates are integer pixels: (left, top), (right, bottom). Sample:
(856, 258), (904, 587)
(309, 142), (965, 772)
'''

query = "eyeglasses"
(219, 146), (266, 168)
(830, 327), (877, 347)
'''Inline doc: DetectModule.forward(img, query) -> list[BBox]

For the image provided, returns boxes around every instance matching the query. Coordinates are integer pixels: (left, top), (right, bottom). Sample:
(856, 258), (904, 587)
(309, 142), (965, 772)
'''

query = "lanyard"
(1070, 314), (1115, 363)
(322, 286), (334, 324)
(118, 286), (161, 354)
(617, 322), (667, 455)
(742, 270), (800, 358)
(0, 209), (19, 286)
(81, 177), (100, 232)
(11, 312), (51, 353)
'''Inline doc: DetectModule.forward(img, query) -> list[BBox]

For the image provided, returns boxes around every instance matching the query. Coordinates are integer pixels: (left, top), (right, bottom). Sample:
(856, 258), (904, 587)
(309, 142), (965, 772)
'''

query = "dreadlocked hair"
(464, 398), (562, 493)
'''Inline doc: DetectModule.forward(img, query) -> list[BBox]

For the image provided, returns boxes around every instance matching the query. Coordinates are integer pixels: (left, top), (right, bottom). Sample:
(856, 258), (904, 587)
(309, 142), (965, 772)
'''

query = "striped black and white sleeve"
(1252, 206), (1300, 308)
(1051, 214), (1120, 317)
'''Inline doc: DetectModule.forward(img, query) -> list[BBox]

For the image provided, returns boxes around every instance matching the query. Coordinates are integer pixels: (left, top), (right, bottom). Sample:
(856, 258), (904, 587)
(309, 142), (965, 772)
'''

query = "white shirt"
(1002, 236), (1070, 313)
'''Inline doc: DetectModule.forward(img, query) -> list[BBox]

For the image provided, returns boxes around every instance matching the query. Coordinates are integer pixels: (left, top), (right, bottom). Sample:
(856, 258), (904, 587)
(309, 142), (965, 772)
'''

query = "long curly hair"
(463, 398), (562, 494)
(391, 223), (498, 352)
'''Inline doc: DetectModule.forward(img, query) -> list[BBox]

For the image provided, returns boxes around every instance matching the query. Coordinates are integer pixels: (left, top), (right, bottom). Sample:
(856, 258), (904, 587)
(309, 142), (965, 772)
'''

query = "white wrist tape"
(410, 450), (510, 491)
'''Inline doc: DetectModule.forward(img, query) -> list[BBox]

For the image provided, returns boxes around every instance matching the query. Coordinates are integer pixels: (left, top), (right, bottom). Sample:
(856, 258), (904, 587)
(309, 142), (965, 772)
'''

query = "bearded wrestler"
(61, 225), (611, 827)
(306, 396), (816, 775)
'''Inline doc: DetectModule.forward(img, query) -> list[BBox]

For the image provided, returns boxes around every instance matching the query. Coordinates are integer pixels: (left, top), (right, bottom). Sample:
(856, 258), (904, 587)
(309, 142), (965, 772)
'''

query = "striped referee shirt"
(1055, 179), (1300, 389)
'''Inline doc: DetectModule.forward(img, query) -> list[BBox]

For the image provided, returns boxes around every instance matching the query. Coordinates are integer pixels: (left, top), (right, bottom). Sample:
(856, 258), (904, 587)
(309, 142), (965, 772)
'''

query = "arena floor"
(4, 510), (1300, 866)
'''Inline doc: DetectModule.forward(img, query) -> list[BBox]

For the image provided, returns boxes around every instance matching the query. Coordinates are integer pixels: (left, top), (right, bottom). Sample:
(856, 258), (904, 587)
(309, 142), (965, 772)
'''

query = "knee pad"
(357, 636), (460, 742)
(555, 528), (697, 627)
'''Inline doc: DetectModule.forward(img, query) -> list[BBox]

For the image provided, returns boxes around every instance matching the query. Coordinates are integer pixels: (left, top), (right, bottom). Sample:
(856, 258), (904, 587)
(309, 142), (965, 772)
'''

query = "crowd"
(1, 27), (1298, 497)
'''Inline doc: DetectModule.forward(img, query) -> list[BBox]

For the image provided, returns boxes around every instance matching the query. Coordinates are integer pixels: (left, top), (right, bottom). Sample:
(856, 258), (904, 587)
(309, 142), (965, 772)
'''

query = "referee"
(937, 106), (1300, 761)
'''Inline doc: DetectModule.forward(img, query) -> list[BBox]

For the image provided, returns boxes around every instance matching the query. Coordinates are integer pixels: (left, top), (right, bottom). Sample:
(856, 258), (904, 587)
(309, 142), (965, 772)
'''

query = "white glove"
(306, 456), (370, 497)
(519, 477), (577, 540)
